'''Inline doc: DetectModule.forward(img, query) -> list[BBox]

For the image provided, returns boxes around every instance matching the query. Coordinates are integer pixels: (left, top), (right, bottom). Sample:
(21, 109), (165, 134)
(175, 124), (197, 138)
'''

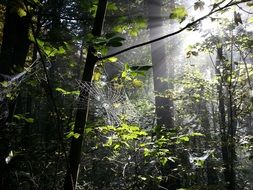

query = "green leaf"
(107, 37), (125, 47)
(129, 29), (138, 37)
(107, 2), (118, 11)
(1, 81), (8, 87)
(56, 87), (69, 95)
(160, 157), (168, 166)
(169, 6), (188, 22)
(85, 127), (93, 134)
(58, 46), (66, 54)
(132, 79), (143, 88)
(121, 71), (127, 78)
(55, 88), (78, 95)
(248, 17), (253, 23)
(17, 8), (26, 17)
(144, 148), (151, 157)
(190, 132), (204, 137)
(106, 137), (113, 146)
(66, 131), (80, 139)
(14, 114), (34, 123)
(26, 118), (34, 123)
(107, 57), (118, 62)
(179, 136), (189, 142)
(114, 144), (120, 150)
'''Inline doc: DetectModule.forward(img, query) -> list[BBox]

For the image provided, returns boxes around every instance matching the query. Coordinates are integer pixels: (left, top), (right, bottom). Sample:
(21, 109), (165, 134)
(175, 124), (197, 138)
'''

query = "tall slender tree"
(146, 0), (174, 129)
(64, 0), (108, 189)
(0, 0), (31, 188)
(146, 0), (180, 189)
(216, 46), (236, 190)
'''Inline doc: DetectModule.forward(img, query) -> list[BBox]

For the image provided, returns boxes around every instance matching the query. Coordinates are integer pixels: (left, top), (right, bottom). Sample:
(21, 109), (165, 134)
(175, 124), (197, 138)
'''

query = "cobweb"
(0, 57), (52, 122)
(76, 80), (140, 126)
(188, 149), (214, 169)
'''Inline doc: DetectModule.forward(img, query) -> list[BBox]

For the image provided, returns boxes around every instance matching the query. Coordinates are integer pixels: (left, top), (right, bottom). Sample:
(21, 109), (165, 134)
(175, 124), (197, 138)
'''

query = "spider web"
(76, 80), (140, 126)
(0, 70), (31, 123)
(0, 57), (52, 122)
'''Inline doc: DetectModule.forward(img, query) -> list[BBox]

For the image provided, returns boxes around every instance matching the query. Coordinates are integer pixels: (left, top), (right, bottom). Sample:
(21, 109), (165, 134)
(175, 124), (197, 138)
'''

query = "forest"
(0, 0), (253, 189)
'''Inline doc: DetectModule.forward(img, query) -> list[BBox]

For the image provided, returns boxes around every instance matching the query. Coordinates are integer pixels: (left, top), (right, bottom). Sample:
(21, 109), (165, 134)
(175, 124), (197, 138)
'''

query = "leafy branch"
(99, 0), (251, 60)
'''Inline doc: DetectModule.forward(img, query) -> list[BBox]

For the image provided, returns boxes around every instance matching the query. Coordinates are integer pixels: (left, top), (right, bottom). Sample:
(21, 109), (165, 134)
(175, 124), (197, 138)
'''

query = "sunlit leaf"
(138, 176), (147, 181)
(114, 144), (120, 150)
(85, 127), (93, 134)
(169, 6), (188, 22)
(93, 72), (101, 81)
(107, 57), (118, 62)
(17, 8), (26, 17)
(66, 131), (80, 139)
(14, 114), (34, 123)
(179, 136), (189, 142)
(107, 2), (117, 11)
(26, 118), (34, 123)
(132, 79), (143, 88)
(248, 17), (253, 23)
(160, 157), (168, 166)
(121, 71), (127, 78)
(106, 137), (113, 146)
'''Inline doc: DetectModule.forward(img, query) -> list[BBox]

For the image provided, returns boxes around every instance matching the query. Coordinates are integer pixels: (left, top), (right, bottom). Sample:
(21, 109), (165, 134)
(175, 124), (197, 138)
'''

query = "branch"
(237, 4), (253, 14)
(99, 0), (251, 60)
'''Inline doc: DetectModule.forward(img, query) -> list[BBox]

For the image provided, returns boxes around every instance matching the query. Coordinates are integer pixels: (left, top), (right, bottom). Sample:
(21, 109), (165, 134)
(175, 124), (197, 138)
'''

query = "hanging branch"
(99, 0), (251, 60)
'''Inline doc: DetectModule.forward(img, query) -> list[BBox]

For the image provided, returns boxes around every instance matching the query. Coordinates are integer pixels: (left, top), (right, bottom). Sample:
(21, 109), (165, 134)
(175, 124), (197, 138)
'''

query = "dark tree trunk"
(64, 1), (107, 189)
(0, 1), (30, 189)
(0, 2), (30, 76)
(216, 47), (236, 190)
(199, 89), (219, 188)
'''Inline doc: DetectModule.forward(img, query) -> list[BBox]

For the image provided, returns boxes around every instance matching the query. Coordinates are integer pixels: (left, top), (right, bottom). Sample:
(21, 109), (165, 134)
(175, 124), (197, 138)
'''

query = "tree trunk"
(64, 1), (107, 189)
(0, 1), (30, 189)
(216, 47), (236, 190)
(146, 0), (174, 128)
(146, 1), (180, 189)
(0, 2), (30, 76)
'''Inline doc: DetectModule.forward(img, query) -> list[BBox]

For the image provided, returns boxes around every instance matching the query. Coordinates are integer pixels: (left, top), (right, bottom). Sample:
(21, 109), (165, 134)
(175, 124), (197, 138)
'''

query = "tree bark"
(216, 47), (236, 190)
(146, 0), (174, 129)
(63, 1), (107, 189)
(146, 1), (180, 189)
(0, 1), (30, 76)
(0, 1), (30, 189)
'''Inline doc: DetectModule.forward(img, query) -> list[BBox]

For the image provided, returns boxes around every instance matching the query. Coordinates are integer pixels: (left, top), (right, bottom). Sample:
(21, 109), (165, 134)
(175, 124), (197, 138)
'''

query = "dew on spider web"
(0, 57), (52, 123)
(76, 80), (140, 126)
